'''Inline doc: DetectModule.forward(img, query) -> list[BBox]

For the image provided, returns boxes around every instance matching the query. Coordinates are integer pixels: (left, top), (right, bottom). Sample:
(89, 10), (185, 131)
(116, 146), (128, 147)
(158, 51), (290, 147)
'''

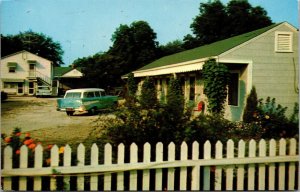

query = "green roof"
(54, 67), (83, 77)
(137, 23), (281, 71)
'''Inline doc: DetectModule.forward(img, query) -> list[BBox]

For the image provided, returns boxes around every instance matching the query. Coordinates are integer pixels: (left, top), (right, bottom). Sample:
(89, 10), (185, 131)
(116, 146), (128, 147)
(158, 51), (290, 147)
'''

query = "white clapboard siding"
(1, 138), (298, 191)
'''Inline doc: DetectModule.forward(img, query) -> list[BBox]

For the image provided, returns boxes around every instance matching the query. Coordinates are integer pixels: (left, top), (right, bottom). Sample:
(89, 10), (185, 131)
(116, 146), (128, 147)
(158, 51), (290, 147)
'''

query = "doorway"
(17, 83), (24, 94)
(29, 81), (35, 95)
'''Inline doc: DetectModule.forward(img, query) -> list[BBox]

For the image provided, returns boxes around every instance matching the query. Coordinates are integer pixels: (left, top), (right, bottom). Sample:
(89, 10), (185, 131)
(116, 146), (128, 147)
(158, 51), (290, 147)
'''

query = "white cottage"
(128, 22), (299, 121)
(0, 50), (55, 96)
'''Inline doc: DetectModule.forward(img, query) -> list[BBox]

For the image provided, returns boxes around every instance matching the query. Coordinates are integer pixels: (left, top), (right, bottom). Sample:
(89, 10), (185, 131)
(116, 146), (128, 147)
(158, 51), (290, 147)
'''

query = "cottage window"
(275, 31), (293, 52)
(7, 62), (17, 73)
(228, 73), (239, 106)
(4, 82), (17, 88)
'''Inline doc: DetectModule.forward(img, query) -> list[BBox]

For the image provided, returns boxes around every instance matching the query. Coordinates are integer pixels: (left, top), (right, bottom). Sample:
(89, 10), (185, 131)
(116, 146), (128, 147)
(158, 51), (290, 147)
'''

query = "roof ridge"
(135, 23), (283, 72)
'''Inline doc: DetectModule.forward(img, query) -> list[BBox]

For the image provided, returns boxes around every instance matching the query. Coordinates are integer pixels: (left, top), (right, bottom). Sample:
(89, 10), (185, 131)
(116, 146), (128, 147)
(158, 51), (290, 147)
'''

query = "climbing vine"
(202, 59), (230, 114)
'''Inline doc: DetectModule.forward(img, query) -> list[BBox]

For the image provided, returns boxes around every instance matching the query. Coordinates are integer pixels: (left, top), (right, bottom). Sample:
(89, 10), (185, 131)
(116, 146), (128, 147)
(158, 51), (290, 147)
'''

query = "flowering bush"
(1, 128), (65, 168)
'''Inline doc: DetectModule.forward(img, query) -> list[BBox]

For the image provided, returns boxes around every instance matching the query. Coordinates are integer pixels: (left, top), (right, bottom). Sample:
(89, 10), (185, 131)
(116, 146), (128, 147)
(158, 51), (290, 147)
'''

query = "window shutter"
(275, 32), (292, 52)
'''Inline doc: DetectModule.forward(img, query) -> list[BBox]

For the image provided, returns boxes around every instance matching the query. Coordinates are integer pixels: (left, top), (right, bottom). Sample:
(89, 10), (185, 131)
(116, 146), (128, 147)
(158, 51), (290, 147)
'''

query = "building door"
(29, 81), (35, 95)
(17, 83), (24, 94)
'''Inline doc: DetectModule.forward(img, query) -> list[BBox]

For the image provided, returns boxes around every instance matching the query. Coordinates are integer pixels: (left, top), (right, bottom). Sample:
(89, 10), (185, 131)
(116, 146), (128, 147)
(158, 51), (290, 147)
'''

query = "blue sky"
(1, 0), (298, 65)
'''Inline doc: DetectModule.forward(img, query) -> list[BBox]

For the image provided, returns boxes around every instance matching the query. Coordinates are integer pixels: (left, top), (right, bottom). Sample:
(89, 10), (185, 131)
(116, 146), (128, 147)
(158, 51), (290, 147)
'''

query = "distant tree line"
(1, 31), (64, 66)
(1, 0), (272, 87)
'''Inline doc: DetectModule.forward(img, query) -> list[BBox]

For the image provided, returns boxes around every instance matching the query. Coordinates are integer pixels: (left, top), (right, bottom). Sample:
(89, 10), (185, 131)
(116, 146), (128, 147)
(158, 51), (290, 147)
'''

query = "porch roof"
(54, 67), (83, 77)
(134, 23), (281, 74)
(2, 78), (24, 83)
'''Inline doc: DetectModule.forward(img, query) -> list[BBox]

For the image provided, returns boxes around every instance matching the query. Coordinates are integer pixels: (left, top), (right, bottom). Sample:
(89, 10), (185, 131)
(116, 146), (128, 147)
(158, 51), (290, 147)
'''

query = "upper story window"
(275, 31), (293, 52)
(7, 62), (17, 73)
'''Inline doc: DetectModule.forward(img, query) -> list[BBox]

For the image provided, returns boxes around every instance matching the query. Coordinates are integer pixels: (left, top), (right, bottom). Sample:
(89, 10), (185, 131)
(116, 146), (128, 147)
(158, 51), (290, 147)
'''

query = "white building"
(0, 50), (55, 95)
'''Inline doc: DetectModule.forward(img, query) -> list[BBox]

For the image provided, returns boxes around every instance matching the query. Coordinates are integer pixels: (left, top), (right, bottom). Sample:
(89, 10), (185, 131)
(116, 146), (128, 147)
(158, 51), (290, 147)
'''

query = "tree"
(125, 73), (138, 107)
(202, 59), (230, 114)
(243, 86), (258, 122)
(186, 0), (273, 48)
(1, 31), (64, 66)
(158, 39), (185, 57)
(109, 21), (159, 74)
(139, 77), (158, 109)
(166, 77), (184, 119)
(190, 0), (228, 45)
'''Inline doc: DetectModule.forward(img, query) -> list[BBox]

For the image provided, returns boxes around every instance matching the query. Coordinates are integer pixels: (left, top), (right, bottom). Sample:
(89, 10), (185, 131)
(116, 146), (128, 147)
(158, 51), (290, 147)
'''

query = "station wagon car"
(56, 88), (118, 116)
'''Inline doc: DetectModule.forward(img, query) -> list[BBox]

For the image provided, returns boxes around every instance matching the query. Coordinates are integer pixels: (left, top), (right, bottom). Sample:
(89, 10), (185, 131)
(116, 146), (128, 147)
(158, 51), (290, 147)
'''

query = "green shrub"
(202, 59), (230, 114)
(243, 86), (258, 123)
(139, 77), (158, 109)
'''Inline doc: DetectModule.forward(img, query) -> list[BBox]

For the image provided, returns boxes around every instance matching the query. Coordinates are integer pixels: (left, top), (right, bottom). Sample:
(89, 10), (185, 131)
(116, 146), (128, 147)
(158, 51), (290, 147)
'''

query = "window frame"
(275, 31), (293, 53)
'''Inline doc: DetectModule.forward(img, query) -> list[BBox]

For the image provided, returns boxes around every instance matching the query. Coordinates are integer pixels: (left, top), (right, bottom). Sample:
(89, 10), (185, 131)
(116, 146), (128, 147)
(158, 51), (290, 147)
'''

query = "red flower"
(24, 139), (34, 145)
(15, 132), (21, 137)
(25, 133), (30, 137)
(15, 150), (20, 155)
(28, 143), (36, 149)
(4, 137), (11, 143)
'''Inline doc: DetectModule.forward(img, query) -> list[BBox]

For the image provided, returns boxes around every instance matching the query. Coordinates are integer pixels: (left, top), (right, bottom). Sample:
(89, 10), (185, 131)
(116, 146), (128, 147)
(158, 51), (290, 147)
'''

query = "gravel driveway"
(1, 96), (104, 145)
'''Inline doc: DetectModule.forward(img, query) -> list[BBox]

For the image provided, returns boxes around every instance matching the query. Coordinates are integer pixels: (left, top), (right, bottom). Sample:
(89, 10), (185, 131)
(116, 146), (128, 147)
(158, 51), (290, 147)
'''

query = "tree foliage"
(186, 0), (273, 47)
(1, 31), (64, 66)
(139, 77), (158, 109)
(109, 21), (158, 74)
(202, 59), (230, 114)
(166, 77), (185, 119)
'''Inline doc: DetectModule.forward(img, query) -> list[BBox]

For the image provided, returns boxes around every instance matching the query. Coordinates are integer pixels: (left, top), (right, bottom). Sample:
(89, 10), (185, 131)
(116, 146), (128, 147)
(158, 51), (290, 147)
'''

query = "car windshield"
(65, 92), (81, 98)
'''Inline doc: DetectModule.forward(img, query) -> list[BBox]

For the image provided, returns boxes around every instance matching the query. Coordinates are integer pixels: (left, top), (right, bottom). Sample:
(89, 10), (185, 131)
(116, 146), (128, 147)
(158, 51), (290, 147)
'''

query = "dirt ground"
(1, 96), (110, 145)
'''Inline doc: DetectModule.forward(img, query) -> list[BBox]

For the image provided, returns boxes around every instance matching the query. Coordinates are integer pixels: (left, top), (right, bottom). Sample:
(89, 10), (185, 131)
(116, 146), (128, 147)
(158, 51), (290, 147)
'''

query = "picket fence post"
(77, 143), (85, 190)
(226, 139), (234, 190)
(143, 142), (151, 190)
(34, 144), (43, 191)
(191, 141), (200, 190)
(90, 143), (99, 191)
(117, 143), (125, 190)
(203, 140), (211, 190)
(248, 139), (256, 190)
(288, 138), (297, 190)
(64, 144), (72, 191)
(258, 139), (266, 190)
(3, 146), (13, 190)
(130, 143), (138, 190)
(50, 145), (59, 191)
(104, 143), (112, 191)
(155, 142), (163, 190)
(269, 139), (276, 190)
(279, 138), (286, 190)
(167, 142), (175, 190)
(180, 142), (188, 190)
(215, 141), (223, 190)
(237, 140), (245, 190)
(19, 145), (28, 191)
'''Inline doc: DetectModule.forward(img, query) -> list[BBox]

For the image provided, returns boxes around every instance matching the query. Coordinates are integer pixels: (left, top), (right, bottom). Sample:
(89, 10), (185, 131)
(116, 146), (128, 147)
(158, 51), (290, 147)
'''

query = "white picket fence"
(1, 138), (299, 191)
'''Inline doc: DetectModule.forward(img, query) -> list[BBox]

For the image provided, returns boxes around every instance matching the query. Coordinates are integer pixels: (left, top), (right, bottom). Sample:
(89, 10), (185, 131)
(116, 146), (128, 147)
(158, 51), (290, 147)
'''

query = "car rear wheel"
(88, 107), (97, 115)
(66, 111), (74, 116)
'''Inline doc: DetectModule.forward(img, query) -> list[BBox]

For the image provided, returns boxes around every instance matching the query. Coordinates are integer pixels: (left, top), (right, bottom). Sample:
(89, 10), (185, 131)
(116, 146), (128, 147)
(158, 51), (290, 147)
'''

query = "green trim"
(2, 78), (24, 82)
(7, 62), (17, 67)
(54, 67), (83, 77)
(137, 23), (281, 71)
(27, 60), (37, 64)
